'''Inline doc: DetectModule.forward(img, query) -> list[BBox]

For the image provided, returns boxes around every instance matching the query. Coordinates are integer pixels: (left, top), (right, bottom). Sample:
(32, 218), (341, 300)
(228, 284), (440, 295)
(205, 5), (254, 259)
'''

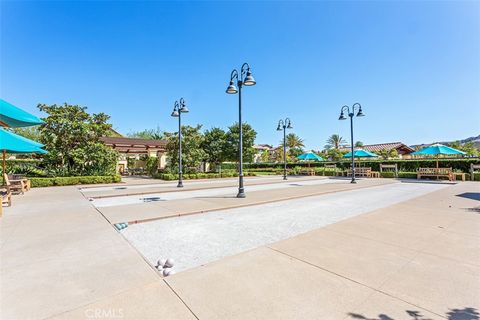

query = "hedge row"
(154, 172), (257, 181)
(223, 158), (480, 173)
(29, 175), (121, 188)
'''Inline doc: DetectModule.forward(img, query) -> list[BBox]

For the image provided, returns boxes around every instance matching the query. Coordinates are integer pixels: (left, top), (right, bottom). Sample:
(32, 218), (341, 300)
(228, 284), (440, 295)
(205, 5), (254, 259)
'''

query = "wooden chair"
(1, 182), (12, 217)
(9, 174), (31, 191)
(3, 173), (26, 194)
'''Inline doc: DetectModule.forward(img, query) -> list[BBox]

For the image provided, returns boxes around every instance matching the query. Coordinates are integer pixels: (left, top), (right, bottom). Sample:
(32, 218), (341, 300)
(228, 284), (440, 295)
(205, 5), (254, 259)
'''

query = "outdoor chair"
(3, 173), (26, 195)
(9, 174), (31, 191)
(1, 183), (12, 216)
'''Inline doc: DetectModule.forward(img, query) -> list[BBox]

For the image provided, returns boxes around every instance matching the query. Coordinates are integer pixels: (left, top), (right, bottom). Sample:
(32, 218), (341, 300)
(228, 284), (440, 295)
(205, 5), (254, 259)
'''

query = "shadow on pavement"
(347, 307), (479, 320)
(456, 192), (480, 201)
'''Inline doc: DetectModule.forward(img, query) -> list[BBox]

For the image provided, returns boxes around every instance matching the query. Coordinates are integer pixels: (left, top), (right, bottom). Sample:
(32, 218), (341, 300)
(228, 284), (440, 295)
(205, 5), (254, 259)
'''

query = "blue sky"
(1, 1), (479, 150)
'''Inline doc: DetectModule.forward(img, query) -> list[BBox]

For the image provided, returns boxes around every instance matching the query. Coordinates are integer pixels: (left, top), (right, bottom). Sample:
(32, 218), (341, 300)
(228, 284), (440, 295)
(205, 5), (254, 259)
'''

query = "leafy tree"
(260, 149), (270, 163)
(354, 141), (364, 148)
(201, 127), (227, 170)
(378, 149), (399, 160)
(325, 134), (347, 150)
(448, 141), (478, 156)
(326, 148), (346, 161)
(224, 122), (257, 163)
(165, 124), (206, 173)
(127, 126), (165, 140)
(13, 126), (41, 141)
(38, 103), (118, 176)
(283, 133), (305, 160)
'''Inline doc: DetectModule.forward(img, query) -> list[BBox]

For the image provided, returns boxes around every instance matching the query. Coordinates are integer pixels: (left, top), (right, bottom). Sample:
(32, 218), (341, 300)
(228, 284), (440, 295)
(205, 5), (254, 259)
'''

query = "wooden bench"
(9, 174), (31, 191)
(380, 164), (398, 178)
(453, 172), (466, 182)
(417, 168), (454, 181)
(0, 181), (12, 217)
(346, 167), (372, 177)
(299, 168), (316, 176)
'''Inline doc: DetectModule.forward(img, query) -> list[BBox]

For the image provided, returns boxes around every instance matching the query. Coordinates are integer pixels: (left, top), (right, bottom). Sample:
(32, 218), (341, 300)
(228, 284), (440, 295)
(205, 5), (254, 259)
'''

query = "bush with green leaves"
(30, 175), (121, 188)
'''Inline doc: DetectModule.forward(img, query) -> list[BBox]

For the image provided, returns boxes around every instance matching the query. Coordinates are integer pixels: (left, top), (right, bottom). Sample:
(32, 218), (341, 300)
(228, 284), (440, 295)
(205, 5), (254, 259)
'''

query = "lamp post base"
(350, 178), (356, 184)
(236, 189), (246, 198)
(283, 175), (287, 180)
(177, 181), (184, 188)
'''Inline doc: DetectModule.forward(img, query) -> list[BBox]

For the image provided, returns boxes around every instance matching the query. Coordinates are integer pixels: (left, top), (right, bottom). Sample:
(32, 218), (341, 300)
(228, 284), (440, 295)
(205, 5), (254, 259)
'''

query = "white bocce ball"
(157, 258), (166, 268)
(165, 258), (175, 268)
(163, 268), (172, 277)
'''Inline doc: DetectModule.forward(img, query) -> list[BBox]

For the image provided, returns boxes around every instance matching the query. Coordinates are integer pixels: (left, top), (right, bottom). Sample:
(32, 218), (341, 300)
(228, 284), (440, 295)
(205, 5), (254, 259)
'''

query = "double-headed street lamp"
(338, 103), (365, 184)
(226, 63), (256, 198)
(171, 98), (189, 188)
(277, 118), (292, 180)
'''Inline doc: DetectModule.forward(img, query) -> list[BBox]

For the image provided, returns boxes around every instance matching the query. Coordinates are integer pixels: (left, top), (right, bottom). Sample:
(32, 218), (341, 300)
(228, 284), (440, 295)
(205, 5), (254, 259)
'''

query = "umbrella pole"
(2, 150), (5, 184)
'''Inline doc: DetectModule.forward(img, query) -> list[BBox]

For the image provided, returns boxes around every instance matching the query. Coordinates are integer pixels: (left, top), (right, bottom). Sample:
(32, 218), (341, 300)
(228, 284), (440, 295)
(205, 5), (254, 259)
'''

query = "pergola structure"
(100, 137), (167, 154)
(100, 137), (168, 174)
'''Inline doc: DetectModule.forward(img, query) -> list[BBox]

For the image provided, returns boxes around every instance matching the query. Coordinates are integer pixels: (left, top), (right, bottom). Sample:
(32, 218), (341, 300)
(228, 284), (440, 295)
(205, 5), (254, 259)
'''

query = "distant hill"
(411, 134), (480, 149)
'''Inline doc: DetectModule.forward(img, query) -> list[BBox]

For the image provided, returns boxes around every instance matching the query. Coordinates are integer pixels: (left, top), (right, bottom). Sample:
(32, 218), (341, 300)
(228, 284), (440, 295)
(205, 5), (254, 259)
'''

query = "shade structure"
(0, 128), (47, 174)
(411, 143), (465, 169)
(297, 152), (324, 161)
(411, 144), (466, 156)
(0, 99), (43, 128)
(343, 149), (378, 158)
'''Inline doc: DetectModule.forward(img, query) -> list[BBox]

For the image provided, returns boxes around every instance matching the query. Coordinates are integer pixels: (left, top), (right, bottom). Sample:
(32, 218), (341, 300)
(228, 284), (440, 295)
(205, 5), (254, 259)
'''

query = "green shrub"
(397, 172), (417, 179)
(29, 175), (121, 188)
(380, 172), (395, 178)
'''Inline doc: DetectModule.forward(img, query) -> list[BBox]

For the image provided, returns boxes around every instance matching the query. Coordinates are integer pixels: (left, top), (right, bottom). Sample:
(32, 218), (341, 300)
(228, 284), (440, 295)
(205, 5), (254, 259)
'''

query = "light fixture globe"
(243, 71), (256, 86)
(287, 122), (293, 129)
(277, 125), (282, 131)
(338, 112), (347, 120)
(180, 105), (189, 113)
(356, 108), (365, 117)
(171, 110), (179, 117)
(226, 81), (238, 94)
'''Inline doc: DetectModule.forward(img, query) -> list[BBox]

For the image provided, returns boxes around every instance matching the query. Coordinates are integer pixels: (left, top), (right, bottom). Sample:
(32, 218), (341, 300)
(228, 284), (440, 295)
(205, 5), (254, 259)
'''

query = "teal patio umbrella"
(411, 143), (465, 168)
(297, 152), (324, 167)
(297, 152), (324, 161)
(343, 149), (378, 158)
(0, 128), (47, 174)
(0, 99), (43, 128)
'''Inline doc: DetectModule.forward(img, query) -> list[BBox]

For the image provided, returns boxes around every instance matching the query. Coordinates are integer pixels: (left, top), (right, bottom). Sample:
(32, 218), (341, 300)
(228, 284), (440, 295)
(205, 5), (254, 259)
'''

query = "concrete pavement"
(1, 177), (479, 319)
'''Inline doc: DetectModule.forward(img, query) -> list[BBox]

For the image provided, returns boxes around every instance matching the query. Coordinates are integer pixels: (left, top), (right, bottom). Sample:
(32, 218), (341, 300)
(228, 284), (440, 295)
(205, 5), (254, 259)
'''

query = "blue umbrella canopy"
(0, 128), (46, 154)
(297, 152), (324, 161)
(0, 99), (43, 128)
(343, 149), (378, 158)
(411, 144), (466, 156)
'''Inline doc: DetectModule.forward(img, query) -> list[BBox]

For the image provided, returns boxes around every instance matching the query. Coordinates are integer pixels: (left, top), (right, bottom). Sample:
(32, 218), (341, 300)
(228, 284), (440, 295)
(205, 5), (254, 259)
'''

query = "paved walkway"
(1, 178), (479, 319)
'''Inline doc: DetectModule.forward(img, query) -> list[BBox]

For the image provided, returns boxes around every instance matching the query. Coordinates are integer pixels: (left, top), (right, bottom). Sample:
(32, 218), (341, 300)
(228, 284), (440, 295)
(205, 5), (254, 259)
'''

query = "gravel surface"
(121, 181), (448, 273)
(92, 178), (342, 207)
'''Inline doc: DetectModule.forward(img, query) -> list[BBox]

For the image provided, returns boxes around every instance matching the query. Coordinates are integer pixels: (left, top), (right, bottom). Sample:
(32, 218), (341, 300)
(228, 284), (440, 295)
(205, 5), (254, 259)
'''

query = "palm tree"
(285, 133), (305, 149)
(325, 134), (346, 150)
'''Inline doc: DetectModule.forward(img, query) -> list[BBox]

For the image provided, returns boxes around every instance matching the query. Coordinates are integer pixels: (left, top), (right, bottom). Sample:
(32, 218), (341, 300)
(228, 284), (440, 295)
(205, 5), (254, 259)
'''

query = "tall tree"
(165, 124), (206, 173)
(378, 149), (399, 160)
(325, 134), (347, 150)
(127, 126), (165, 140)
(38, 103), (118, 176)
(286, 133), (305, 159)
(354, 141), (364, 148)
(224, 122), (257, 163)
(201, 127), (227, 169)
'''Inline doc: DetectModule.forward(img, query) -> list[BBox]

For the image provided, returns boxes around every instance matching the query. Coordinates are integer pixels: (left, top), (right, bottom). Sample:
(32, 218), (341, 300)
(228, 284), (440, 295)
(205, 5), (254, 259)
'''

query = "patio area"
(1, 177), (479, 319)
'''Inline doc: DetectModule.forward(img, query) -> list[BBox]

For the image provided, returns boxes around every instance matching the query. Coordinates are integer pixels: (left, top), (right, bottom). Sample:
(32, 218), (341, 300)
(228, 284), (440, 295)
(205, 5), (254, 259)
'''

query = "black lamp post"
(171, 98), (189, 188)
(338, 103), (364, 183)
(226, 63), (256, 198)
(277, 118), (292, 180)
